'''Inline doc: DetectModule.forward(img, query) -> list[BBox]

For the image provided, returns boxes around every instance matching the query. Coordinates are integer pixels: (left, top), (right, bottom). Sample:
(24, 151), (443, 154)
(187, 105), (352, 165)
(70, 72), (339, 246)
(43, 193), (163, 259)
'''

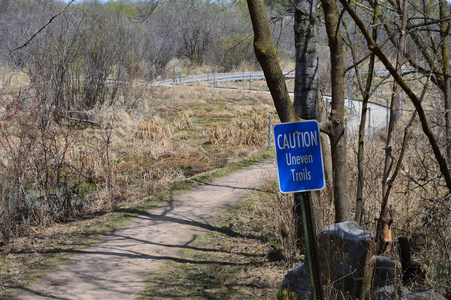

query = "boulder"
(282, 222), (448, 300)
(282, 263), (313, 300)
(371, 285), (410, 300)
(319, 221), (373, 298)
(404, 291), (448, 300)
(371, 287), (447, 300)
(283, 221), (373, 299)
(372, 256), (396, 290)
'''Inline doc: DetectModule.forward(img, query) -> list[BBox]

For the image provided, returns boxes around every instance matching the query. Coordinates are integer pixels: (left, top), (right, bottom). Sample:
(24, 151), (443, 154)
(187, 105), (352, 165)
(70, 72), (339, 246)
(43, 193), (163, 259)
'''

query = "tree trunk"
(355, 55), (376, 224)
(246, 0), (299, 123)
(320, 0), (352, 222)
(292, 0), (320, 241)
(293, 0), (319, 120)
(318, 90), (334, 206)
(440, 0), (451, 163)
(348, 1), (378, 225)
(377, 0), (408, 254)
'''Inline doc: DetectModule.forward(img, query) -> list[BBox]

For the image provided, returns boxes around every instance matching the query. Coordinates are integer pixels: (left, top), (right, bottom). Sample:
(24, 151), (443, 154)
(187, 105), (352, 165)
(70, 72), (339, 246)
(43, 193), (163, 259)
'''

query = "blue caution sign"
(274, 120), (325, 193)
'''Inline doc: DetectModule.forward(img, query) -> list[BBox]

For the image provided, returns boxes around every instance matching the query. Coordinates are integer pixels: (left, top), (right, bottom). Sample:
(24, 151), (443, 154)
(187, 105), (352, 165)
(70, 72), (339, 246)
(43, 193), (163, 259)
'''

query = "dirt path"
(16, 159), (276, 300)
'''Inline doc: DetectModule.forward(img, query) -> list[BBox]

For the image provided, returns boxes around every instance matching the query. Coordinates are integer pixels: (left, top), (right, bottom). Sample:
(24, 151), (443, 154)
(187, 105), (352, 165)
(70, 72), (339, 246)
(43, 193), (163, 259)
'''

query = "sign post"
(274, 120), (325, 300)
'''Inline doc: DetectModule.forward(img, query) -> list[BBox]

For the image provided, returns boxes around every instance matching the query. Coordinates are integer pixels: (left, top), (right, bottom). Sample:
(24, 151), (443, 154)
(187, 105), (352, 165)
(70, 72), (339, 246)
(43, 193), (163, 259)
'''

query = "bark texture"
(293, 0), (319, 120)
(440, 0), (451, 162)
(246, 0), (299, 123)
(320, 0), (352, 222)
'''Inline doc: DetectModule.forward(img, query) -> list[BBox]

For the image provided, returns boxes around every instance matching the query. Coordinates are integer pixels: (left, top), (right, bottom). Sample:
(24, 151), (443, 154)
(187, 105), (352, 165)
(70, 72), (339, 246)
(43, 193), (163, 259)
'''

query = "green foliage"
(276, 287), (298, 300)
(104, 0), (138, 16)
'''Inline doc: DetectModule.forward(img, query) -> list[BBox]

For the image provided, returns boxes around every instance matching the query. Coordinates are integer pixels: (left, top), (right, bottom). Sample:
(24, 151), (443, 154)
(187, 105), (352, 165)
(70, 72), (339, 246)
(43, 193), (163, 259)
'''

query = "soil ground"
(14, 158), (276, 300)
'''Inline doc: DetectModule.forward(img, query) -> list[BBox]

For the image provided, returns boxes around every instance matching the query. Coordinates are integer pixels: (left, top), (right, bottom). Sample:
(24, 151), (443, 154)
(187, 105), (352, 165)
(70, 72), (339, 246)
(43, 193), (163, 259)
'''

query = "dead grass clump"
(136, 117), (173, 140)
(154, 85), (209, 107)
(141, 167), (184, 193)
(95, 107), (135, 130)
(173, 111), (192, 130)
(207, 111), (271, 147)
(207, 123), (224, 145)
(226, 111), (270, 145)
(69, 141), (116, 186)
(0, 68), (29, 90)
(84, 188), (118, 213)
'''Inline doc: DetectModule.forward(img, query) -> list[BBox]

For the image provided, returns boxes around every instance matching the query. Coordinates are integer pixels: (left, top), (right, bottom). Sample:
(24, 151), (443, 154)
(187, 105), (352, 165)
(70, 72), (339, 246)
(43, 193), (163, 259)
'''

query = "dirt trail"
(16, 159), (276, 300)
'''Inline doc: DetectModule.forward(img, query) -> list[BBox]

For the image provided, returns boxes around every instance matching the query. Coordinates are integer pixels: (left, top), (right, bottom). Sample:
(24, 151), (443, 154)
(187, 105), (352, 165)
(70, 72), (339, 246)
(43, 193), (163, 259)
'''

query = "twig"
(60, 115), (101, 126)
(353, 1), (373, 12)
(11, 0), (76, 52)
(288, 0), (308, 16)
(62, 161), (100, 190)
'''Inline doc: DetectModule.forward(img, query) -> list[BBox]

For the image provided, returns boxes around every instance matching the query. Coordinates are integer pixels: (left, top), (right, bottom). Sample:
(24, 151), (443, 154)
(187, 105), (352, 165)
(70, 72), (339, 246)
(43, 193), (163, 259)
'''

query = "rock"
(282, 222), (448, 300)
(282, 263), (313, 300)
(282, 221), (373, 299)
(371, 286), (410, 300)
(372, 256), (396, 290)
(319, 221), (373, 298)
(371, 286), (447, 300)
(404, 291), (448, 300)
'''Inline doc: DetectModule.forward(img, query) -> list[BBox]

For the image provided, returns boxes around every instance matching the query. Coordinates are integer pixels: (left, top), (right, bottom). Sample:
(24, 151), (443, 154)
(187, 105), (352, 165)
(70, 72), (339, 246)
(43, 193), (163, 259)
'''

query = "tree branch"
(338, 0), (451, 193)
(11, 0), (76, 52)
(288, 0), (309, 16)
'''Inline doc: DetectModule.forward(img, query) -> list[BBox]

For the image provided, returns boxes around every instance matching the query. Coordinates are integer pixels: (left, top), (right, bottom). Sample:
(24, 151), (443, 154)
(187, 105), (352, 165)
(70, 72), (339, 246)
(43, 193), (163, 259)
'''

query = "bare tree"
(340, 4), (379, 225)
(246, 0), (299, 123)
(376, 0), (409, 253)
(319, 0), (352, 222)
(247, 0), (353, 223)
(338, 0), (451, 254)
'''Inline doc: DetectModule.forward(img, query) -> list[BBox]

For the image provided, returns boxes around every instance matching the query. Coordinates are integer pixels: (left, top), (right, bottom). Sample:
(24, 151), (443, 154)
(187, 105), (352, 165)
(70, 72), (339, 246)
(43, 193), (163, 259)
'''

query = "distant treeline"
(0, 0), (296, 76)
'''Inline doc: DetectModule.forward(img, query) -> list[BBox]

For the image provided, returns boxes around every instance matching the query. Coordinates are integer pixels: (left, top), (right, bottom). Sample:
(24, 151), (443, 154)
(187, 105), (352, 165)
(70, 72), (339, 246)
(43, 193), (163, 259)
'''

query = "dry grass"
(0, 81), (279, 243)
(1, 66), (449, 297)
(344, 107), (450, 295)
(0, 77), (282, 298)
(0, 68), (29, 92)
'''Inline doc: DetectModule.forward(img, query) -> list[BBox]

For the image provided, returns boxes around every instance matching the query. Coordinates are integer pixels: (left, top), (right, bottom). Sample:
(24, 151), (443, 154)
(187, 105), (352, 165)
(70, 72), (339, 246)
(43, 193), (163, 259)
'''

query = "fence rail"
(153, 71), (405, 144)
